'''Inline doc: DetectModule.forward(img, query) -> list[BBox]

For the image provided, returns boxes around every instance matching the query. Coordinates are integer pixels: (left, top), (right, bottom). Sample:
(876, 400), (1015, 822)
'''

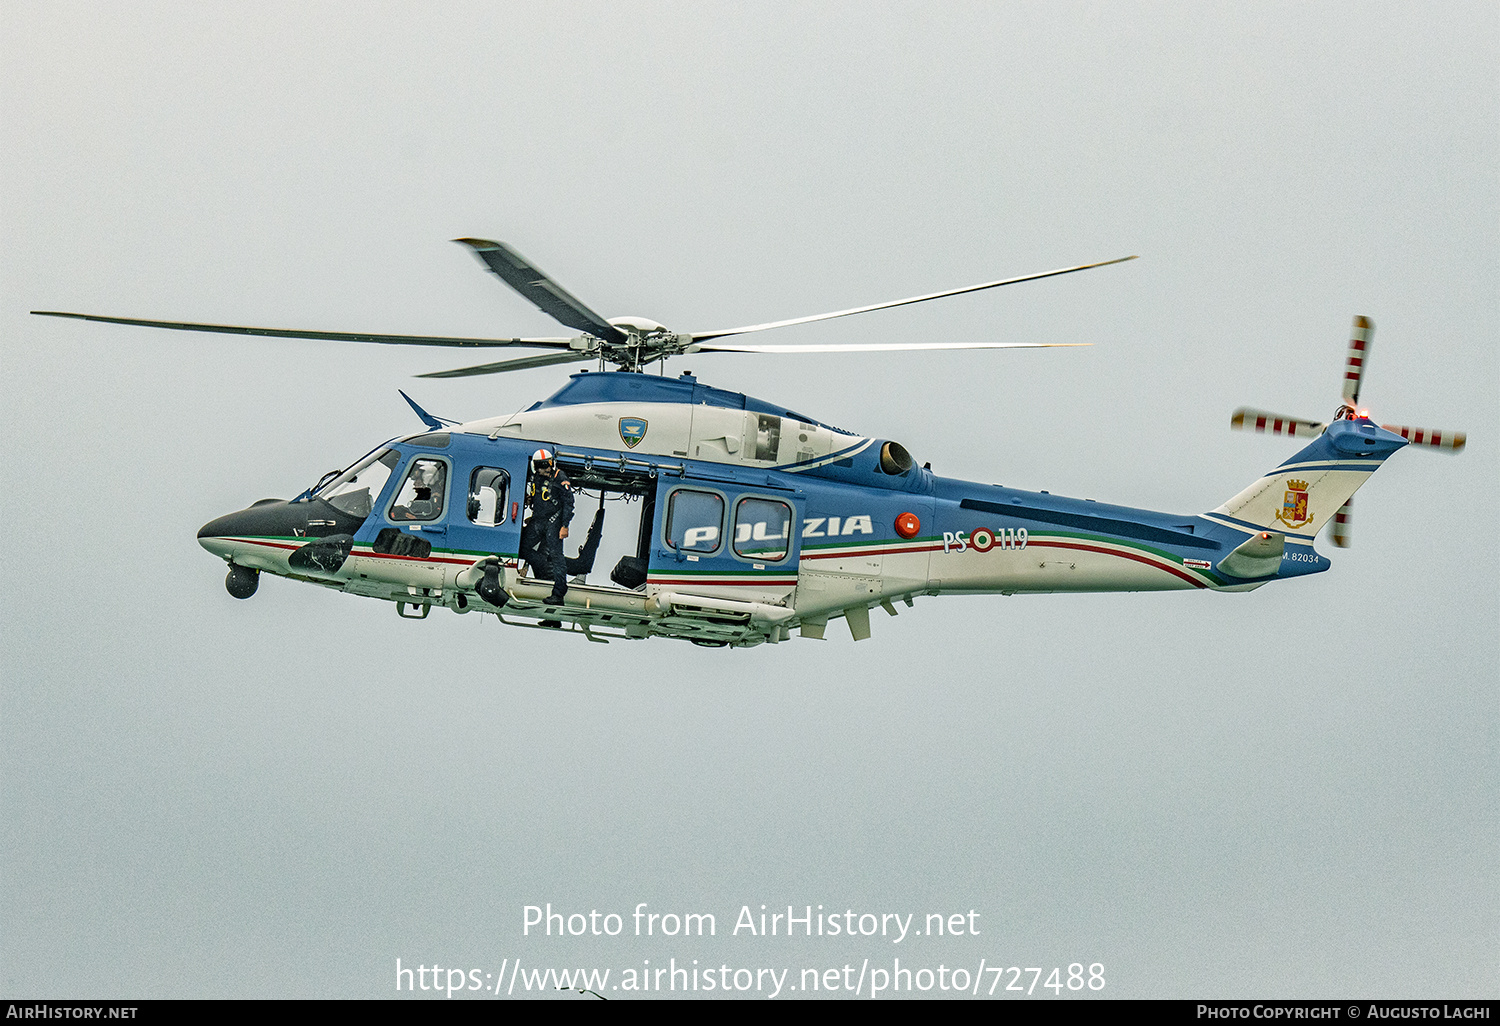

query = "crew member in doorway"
(525, 449), (574, 605)
(521, 501), (606, 585)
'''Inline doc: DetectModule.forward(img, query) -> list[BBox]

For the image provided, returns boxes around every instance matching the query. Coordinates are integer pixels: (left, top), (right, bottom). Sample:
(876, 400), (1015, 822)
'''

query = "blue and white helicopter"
(34, 241), (1466, 647)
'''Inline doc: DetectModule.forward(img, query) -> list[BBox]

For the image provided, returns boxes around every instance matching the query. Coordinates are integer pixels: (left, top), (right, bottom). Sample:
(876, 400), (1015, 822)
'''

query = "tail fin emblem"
(1275, 479), (1314, 528)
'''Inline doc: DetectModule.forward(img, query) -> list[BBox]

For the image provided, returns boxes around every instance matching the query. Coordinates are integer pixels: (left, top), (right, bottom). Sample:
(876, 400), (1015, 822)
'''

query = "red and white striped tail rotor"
(1332, 498), (1353, 548)
(1230, 313), (1467, 550)
(1230, 408), (1326, 437)
(1341, 315), (1373, 406)
(1381, 424), (1466, 453)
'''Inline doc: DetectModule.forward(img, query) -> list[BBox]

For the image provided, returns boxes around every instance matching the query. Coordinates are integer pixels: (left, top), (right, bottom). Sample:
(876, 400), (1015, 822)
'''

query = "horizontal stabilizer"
(1218, 530), (1285, 578)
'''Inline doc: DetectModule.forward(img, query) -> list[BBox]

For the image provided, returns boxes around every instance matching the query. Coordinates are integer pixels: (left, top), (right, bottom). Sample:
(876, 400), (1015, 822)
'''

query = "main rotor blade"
(690, 255), (1137, 341)
(30, 311), (573, 350)
(454, 239), (628, 344)
(1341, 315), (1373, 405)
(695, 341), (1088, 354)
(1230, 407), (1327, 437)
(416, 350), (593, 379)
(1380, 424), (1467, 452)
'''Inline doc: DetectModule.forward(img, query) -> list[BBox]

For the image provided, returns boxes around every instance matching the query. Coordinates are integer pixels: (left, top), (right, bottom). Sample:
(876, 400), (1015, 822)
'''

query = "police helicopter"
(33, 240), (1466, 647)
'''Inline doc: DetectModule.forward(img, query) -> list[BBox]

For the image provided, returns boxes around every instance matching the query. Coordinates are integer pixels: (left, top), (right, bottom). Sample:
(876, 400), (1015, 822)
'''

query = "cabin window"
(388, 458), (448, 522)
(467, 467), (510, 527)
(665, 488), (724, 554)
(733, 497), (792, 561)
(317, 448), (400, 518)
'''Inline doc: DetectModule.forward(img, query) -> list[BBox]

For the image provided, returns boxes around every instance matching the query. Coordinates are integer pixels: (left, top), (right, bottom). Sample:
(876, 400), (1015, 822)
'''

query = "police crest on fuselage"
(618, 417), (648, 449)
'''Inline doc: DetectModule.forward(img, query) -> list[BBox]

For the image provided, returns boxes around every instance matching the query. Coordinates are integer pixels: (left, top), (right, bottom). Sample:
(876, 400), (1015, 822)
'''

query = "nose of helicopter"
(199, 503), (281, 559)
(198, 497), (368, 555)
(197, 510), (246, 543)
(197, 499), (311, 556)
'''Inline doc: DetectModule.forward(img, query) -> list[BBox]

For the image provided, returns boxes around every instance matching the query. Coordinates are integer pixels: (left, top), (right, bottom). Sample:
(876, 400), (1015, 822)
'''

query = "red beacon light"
(894, 512), (921, 539)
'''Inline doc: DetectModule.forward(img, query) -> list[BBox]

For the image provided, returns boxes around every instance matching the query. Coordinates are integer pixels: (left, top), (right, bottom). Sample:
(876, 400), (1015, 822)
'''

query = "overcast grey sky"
(3, 1), (1496, 999)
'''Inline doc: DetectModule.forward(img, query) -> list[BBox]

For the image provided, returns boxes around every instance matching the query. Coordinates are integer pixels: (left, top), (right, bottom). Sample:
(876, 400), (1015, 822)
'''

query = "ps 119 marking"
(944, 528), (1028, 554)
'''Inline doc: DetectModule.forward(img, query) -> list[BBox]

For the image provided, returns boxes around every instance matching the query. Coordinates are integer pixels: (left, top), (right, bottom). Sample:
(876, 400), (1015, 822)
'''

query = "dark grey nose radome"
(198, 497), (368, 543)
(199, 498), (369, 595)
(199, 498), (298, 542)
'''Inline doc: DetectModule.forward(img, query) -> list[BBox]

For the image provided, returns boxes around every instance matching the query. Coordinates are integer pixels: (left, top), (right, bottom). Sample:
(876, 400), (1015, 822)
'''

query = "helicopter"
(33, 240), (1466, 647)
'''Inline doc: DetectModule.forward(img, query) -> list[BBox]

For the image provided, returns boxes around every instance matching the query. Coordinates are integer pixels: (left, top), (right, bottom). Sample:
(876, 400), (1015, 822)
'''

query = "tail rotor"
(1230, 315), (1466, 547)
(1332, 498), (1353, 548)
(1340, 315), (1373, 408)
(1379, 423), (1467, 452)
(1230, 408), (1326, 438)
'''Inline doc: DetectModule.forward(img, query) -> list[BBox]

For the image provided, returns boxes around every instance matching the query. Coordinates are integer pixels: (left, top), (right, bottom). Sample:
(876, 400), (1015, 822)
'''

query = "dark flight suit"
(521, 505), (605, 582)
(527, 466), (575, 604)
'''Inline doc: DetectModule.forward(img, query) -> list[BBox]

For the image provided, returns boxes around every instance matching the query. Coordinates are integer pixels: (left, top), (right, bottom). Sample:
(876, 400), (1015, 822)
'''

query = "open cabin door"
(648, 474), (804, 607)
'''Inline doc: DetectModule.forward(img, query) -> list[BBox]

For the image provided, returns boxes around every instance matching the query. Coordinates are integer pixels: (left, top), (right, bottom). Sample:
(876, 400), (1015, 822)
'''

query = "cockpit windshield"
(315, 448), (401, 518)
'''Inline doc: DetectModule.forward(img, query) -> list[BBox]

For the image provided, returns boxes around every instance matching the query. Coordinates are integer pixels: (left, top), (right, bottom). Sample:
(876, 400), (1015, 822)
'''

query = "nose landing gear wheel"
(225, 564), (259, 599)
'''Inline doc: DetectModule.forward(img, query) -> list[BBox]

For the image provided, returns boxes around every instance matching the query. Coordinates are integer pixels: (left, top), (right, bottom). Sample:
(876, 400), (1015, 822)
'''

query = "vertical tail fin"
(1209, 419), (1407, 539)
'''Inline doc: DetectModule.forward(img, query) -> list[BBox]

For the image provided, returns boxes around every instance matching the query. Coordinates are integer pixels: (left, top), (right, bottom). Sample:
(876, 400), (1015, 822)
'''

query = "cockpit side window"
(467, 467), (510, 527)
(317, 449), (401, 518)
(388, 458), (448, 522)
